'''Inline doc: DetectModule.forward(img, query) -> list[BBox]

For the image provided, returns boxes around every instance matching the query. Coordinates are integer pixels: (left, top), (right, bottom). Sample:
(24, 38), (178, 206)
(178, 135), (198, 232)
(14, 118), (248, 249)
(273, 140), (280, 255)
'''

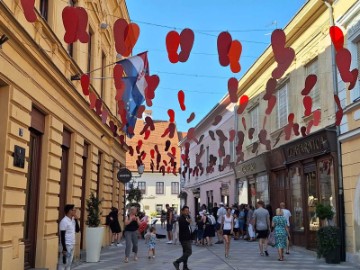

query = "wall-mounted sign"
(234, 153), (267, 179)
(117, 168), (132, 183)
(13, 145), (25, 168)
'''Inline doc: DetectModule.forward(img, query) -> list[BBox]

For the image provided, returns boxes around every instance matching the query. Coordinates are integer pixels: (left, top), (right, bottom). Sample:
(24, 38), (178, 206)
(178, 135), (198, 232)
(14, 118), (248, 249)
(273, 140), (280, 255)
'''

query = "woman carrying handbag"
(271, 208), (290, 261)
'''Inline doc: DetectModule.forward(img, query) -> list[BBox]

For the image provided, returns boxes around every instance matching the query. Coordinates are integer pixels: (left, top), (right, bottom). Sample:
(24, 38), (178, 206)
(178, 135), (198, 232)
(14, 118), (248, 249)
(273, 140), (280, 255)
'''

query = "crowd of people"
(57, 201), (292, 269)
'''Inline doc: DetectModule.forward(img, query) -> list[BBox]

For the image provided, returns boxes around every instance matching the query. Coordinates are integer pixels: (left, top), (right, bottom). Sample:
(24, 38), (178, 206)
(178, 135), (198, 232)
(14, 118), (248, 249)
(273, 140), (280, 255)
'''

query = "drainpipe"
(234, 104), (239, 201)
(323, 0), (346, 262)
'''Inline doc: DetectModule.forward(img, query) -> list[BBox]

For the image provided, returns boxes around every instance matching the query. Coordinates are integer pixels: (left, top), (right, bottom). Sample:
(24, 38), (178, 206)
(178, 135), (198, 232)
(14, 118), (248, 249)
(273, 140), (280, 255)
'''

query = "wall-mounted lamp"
(71, 74), (80, 81)
(0, 34), (9, 48)
(100, 23), (108, 29)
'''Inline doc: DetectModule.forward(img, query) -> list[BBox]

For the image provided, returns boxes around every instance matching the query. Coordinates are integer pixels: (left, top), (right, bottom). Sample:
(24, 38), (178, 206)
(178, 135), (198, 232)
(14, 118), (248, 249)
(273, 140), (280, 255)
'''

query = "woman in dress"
(222, 207), (234, 258)
(272, 208), (290, 261)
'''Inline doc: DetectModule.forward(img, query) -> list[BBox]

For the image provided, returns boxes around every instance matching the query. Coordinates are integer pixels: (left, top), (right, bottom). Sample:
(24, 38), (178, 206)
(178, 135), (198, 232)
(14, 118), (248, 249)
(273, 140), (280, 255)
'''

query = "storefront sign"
(284, 132), (333, 163)
(234, 154), (268, 178)
(117, 168), (132, 183)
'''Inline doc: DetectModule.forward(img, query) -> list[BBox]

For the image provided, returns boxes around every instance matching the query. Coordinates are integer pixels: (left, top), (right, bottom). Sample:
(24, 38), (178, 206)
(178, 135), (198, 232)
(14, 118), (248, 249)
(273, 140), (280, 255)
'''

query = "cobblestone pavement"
(73, 224), (357, 270)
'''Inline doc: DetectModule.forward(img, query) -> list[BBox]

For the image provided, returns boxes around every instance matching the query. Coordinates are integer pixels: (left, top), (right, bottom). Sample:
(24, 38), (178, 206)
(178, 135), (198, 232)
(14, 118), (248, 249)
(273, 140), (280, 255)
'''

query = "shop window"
(155, 204), (163, 215)
(249, 105), (259, 144)
(318, 158), (336, 221)
(306, 171), (319, 231)
(256, 174), (269, 205)
(290, 167), (304, 232)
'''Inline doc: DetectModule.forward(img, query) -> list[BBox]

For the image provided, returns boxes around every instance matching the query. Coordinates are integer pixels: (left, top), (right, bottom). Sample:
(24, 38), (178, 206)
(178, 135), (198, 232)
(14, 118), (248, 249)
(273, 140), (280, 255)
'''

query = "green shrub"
(315, 203), (334, 220)
(316, 226), (340, 258)
(86, 192), (102, 227)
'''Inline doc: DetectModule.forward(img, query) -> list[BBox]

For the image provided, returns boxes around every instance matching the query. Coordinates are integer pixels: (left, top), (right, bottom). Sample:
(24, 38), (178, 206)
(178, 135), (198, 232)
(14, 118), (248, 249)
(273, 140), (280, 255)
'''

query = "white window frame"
(276, 83), (289, 129)
(249, 105), (259, 144)
(305, 59), (321, 110)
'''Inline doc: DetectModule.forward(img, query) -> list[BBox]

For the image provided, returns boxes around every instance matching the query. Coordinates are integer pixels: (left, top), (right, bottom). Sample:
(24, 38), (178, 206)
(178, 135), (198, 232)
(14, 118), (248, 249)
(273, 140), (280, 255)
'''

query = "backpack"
(207, 214), (216, 225)
(105, 214), (111, 225)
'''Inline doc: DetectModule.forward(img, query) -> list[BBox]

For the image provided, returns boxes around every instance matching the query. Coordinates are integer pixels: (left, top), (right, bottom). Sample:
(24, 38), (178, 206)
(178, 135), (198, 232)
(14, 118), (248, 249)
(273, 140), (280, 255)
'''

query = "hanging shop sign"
(117, 168), (132, 183)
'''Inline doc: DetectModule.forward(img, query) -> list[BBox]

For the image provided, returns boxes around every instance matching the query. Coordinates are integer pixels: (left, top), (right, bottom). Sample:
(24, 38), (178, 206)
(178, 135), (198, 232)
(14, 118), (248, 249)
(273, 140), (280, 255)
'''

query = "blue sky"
(126, 0), (306, 132)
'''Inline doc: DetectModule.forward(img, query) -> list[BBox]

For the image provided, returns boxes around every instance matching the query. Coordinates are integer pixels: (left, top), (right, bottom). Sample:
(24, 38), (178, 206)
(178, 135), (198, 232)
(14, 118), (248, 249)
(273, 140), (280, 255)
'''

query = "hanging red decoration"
(145, 75), (159, 107)
(144, 130), (151, 140)
(301, 74), (317, 95)
(187, 112), (195, 123)
(101, 109), (108, 124)
(248, 128), (255, 140)
(80, 74), (90, 96)
(168, 109), (175, 123)
(228, 40), (242, 73)
(242, 117), (246, 130)
(89, 92), (97, 109)
(114, 18), (140, 57)
(212, 115), (222, 126)
(229, 130), (236, 142)
(20, 0), (37, 23)
(166, 28), (194, 63)
(237, 95), (249, 114)
(303, 96), (313, 117)
(334, 95), (343, 126)
(217, 31), (232, 67)
(271, 29), (295, 79)
(265, 95), (276, 115)
(178, 90), (186, 111)
(313, 109), (321, 126)
(62, 7), (89, 43)
(329, 26), (344, 52)
(263, 78), (277, 100)
(228, 77), (238, 103)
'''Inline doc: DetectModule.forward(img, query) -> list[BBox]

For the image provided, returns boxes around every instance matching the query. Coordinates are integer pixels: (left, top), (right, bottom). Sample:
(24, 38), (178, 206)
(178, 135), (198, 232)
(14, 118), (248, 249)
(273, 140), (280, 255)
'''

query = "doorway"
(24, 130), (42, 269)
(305, 170), (318, 250)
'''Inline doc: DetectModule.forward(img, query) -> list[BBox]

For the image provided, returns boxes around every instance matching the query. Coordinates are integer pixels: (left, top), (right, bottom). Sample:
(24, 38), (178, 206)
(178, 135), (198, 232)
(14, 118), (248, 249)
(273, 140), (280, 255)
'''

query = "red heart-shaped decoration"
(114, 19), (128, 55)
(21, 0), (37, 23)
(166, 31), (181, 63)
(271, 29), (286, 53)
(145, 75), (160, 100)
(80, 74), (90, 96)
(168, 109), (175, 123)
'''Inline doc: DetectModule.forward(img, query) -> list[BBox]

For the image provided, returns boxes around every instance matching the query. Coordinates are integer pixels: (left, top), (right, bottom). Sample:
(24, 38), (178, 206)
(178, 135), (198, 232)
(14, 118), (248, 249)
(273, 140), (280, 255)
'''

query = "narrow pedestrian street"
(72, 225), (357, 270)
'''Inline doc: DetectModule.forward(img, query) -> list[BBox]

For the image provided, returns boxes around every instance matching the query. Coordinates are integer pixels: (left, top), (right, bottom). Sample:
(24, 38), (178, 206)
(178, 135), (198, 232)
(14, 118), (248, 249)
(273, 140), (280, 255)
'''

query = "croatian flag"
(117, 52), (149, 137)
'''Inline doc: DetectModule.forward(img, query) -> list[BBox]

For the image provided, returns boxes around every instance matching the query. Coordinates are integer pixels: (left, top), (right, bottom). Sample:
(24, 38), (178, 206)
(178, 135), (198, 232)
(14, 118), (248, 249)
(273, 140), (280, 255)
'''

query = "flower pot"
(86, 226), (104, 262)
(325, 245), (340, 264)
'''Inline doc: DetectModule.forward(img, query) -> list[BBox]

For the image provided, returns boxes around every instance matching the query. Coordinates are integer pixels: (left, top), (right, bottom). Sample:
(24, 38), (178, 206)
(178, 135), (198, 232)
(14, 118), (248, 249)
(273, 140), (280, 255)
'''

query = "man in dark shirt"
(166, 204), (174, 244)
(173, 205), (192, 270)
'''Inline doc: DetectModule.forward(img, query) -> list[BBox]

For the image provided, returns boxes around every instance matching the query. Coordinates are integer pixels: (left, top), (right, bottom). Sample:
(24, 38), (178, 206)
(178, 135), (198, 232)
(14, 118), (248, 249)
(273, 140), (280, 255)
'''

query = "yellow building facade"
(0, 1), (128, 269)
(231, 0), (358, 265)
(336, 0), (360, 265)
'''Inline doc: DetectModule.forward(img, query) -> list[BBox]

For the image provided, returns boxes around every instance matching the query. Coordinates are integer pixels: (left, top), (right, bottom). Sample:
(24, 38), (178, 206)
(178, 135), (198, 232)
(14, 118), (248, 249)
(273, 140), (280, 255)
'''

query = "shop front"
(271, 127), (338, 250)
(234, 153), (269, 206)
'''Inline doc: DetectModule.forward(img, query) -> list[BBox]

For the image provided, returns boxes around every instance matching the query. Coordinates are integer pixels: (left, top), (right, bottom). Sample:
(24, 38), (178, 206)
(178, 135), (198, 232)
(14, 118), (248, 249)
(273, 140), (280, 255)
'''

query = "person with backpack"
(106, 207), (123, 247)
(203, 212), (216, 246)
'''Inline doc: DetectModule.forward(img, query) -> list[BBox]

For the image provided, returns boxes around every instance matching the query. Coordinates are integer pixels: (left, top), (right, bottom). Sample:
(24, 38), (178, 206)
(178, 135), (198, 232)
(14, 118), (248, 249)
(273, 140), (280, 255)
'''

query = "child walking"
(146, 227), (157, 259)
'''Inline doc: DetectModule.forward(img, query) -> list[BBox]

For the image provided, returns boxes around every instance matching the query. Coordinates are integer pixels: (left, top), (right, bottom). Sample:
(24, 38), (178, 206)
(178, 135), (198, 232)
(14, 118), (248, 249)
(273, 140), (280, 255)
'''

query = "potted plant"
(85, 192), (104, 263)
(315, 203), (340, 264)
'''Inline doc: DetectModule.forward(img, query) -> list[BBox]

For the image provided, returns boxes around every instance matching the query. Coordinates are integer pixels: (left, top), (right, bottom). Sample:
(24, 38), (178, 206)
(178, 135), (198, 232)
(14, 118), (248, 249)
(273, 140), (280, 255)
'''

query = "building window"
(249, 105), (259, 143)
(69, 0), (76, 6)
(352, 40), (360, 101)
(87, 28), (93, 73)
(101, 51), (106, 98)
(156, 182), (164, 194)
(171, 182), (179, 194)
(206, 146), (209, 167)
(207, 190), (213, 209)
(229, 139), (234, 162)
(138, 181), (146, 194)
(276, 83), (288, 129)
(305, 59), (320, 109)
(39, 0), (48, 20)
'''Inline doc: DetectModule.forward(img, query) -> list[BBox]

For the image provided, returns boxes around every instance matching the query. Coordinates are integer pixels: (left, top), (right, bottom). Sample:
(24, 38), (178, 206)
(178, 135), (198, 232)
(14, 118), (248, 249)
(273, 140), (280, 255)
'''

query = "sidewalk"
(73, 224), (357, 270)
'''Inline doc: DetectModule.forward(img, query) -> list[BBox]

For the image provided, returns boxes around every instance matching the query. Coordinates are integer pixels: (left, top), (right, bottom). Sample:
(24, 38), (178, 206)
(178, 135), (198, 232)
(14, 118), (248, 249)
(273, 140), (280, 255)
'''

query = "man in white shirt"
(215, 202), (226, 244)
(59, 204), (80, 270)
(280, 202), (292, 254)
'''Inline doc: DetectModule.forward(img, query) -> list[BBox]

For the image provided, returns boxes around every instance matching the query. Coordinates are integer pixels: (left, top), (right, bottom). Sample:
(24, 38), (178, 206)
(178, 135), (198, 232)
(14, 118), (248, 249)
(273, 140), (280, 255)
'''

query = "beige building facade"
(0, 1), (128, 269)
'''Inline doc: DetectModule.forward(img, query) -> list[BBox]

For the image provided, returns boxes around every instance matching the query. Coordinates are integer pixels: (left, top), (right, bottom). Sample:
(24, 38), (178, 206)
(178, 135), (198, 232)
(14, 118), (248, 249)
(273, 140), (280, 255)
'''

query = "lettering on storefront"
(241, 162), (256, 174)
(234, 154), (267, 178)
(286, 135), (327, 161)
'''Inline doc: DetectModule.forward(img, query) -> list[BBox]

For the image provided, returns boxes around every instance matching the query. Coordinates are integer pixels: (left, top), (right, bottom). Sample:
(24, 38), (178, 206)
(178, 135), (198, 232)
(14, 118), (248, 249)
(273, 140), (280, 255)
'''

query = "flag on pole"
(117, 52), (149, 137)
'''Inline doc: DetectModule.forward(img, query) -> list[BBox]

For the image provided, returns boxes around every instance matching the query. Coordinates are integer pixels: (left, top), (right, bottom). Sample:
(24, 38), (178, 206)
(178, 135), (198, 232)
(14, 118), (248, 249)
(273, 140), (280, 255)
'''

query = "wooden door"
(24, 130), (42, 269)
